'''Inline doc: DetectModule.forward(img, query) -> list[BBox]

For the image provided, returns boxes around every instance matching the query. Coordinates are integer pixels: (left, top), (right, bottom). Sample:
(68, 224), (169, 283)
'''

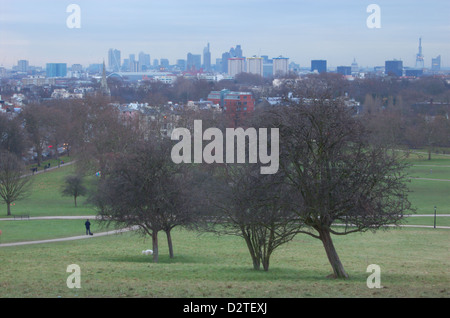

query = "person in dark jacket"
(85, 219), (92, 235)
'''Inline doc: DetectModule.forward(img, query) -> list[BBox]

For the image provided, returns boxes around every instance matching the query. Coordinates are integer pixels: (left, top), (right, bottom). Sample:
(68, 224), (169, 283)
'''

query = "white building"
(246, 57), (264, 77)
(272, 56), (289, 76)
(228, 58), (245, 77)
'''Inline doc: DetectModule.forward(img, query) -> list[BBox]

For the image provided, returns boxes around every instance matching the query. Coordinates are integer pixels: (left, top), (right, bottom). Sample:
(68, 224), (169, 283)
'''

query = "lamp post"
(434, 206), (437, 229)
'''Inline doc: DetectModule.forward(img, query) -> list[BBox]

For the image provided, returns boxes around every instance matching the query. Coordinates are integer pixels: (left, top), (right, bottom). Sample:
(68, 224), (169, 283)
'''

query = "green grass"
(408, 179), (450, 215)
(0, 227), (448, 298)
(0, 219), (103, 244)
(0, 151), (449, 298)
(2, 163), (96, 218)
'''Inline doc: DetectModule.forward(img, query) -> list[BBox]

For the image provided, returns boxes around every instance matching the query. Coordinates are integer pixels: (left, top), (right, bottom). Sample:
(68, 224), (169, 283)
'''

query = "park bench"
(13, 214), (30, 220)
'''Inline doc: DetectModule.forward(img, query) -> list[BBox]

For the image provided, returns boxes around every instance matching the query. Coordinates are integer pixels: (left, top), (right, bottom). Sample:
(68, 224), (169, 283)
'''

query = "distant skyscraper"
(415, 37), (424, 69)
(160, 58), (170, 69)
(138, 52), (151, 71)
(71, 64), (83, 72)
(203, 43), (211, 71)
(108, 49), (121, 72)
(228, 58), (245, 77)
(247, 57), (264, 77)
(221, 52), (231, 73)
(337, 66), (352, 76)
(351, 58), (359, 73)
(46, 63), (67, 77)
(176, 59), (186, 71)
(431, 55), (441, 72)
(17, 60), (29, 72)
(235, 45), (243, 58)
(385, 60), (403, 77)
(273, 56), (289, 76)
(187, 53), (201, 71)
(311, 60), (327, 73)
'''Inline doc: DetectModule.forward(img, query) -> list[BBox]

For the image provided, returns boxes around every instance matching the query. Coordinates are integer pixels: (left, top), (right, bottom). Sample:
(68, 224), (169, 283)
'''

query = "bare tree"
(0, 151), (33, 216)
(202, 164), (301, 271)
(262, 97), (413, 278)
(61, 175), (87, 207)
(92, 138), (195, 263)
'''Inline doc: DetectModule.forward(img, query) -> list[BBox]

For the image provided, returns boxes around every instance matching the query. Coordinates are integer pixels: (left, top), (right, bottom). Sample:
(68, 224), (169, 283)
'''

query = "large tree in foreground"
(0, 151), (32, 216)
(262, 97), (413, 279)
(202, 164), (301, 271)
(92, 138), (194, 263)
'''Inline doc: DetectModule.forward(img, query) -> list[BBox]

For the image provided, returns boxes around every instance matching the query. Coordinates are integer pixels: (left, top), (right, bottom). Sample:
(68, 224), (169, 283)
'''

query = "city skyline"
(1, 0), (449, 69)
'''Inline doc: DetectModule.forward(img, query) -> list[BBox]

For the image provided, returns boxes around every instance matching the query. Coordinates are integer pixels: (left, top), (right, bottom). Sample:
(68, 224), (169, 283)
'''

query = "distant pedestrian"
(85, 219), (93, 235)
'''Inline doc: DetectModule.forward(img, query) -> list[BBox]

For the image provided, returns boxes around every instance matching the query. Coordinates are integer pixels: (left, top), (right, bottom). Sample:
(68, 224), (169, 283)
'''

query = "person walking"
(85, 219), (93, 235)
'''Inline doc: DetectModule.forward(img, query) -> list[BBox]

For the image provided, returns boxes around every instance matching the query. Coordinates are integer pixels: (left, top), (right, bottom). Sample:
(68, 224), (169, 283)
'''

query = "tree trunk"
(152, 231), (159, 263)
(74, 195), (77, 207)
(318, 228), (349, 279)
(262, 254), (270, 271)
(241, 230), (261, 270)
(7, 202), (11, 216)
(166, 230), (174, 258)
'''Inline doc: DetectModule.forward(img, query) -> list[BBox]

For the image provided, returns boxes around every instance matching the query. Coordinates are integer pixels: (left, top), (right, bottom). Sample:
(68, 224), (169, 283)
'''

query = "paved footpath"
(1, 215), (449, 247)
(0, 216), (139, 247)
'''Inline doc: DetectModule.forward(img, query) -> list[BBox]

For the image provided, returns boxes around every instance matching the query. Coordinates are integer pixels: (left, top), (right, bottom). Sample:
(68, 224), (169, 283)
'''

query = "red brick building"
(207, 89), (255, 126)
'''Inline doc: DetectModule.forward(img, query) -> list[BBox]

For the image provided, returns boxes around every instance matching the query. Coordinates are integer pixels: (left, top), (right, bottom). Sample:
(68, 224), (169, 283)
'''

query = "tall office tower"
(108, 49), (121, 72)
(17, 60), (29, 72)
(246, 57), (264, 77)
(138, 52), (151, 71)
(129, 54), (136, 70)
(311, 60), (327, 73)
(153, 59), (159, 68)
(160, 58), (170, 69)
(337, 66), (352, 76)
(272, 56), (289, 76)
(415, 37), (424, 69)
(215, 58), (222, 72)
(46, 63), (67, 77)
(235, 45), (243, 58)
(228, 58), (245, 77)
(203, 43), (211, 71)
(351, 58), (359, 73)
(176, 59), (186, 71)
(71, 64), (83, 72)
(229, 47), (236, 57)
(385, 60), (403, 77)
(187, 53), (201, 71)
(431, 55), (441, 72)
(221, 52), (231, 73)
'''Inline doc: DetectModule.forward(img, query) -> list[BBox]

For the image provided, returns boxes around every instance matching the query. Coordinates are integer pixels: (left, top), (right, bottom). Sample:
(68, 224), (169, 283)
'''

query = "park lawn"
(407, 166), (450, 180)
(408, 179), (450, 215)
(0, 227), (448, 298)
(0, 219), (103, 244)
(402, 216), (450, 227)
(2, 164), (97, 218)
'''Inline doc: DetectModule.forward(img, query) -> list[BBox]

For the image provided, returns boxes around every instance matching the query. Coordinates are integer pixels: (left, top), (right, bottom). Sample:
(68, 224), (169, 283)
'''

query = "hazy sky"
(1, 0), (449, 69)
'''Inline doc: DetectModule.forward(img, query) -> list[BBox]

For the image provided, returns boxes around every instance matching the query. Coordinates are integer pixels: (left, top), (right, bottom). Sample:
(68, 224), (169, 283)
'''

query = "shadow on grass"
(105, 253), (339, 282)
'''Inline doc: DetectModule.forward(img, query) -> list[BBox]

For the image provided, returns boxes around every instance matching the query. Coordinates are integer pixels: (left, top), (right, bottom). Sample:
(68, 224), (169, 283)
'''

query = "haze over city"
(1, 0), (449, 69)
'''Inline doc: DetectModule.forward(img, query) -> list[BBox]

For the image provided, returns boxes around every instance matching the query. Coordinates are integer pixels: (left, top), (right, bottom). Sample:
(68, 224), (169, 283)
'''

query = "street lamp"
(434, 206), (437, 229)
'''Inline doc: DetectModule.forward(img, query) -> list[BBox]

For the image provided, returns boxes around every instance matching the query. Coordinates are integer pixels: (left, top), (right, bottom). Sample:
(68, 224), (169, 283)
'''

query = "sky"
(0, 0), (449, 69)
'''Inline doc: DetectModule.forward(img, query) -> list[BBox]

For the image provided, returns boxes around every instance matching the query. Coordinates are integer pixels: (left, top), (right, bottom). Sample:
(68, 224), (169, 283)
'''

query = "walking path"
(0, 215), (448, 248)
